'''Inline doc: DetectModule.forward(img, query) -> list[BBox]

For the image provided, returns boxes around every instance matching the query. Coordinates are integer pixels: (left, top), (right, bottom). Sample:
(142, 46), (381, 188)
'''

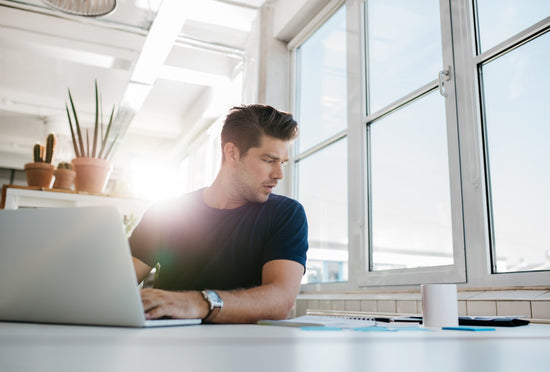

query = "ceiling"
(0, 0), (267, 177)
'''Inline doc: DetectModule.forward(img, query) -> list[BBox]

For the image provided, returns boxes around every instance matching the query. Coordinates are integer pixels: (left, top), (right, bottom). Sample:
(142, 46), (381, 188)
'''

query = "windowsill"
(298, 287), (550, 301)
(295, 287), (550, 321)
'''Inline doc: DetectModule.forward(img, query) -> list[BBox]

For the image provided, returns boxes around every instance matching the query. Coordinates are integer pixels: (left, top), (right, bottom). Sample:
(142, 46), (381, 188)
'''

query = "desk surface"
(1, 322), (550, 372)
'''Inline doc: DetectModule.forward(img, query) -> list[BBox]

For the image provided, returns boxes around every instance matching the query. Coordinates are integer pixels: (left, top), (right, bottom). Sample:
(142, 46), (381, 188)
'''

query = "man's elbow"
(270, 297), (297, 320)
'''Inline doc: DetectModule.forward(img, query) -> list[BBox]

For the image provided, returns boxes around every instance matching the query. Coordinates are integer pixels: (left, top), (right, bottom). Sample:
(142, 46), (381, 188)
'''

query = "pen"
(374, 316), (422, 323)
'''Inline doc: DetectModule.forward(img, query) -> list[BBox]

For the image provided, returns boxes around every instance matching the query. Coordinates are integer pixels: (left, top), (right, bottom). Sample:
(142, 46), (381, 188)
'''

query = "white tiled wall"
(497, 301), (532, 317)
(467, 300), (497, 316)
(295, 289), (550, 322)
(532, 302), (550, 319)
(345, 300), (361, 312)
(396, 300), (417, 314)
(377, 300), (396, 313)
(360, 300), (377, 312)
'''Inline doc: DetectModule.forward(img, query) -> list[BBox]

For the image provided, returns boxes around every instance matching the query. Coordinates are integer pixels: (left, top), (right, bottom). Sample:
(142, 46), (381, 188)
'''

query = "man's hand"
(140, 288), (209, 320)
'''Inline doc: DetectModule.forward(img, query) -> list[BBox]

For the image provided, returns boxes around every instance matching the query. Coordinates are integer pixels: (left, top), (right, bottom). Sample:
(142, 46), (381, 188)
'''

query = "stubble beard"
(234, 174), (270, 204)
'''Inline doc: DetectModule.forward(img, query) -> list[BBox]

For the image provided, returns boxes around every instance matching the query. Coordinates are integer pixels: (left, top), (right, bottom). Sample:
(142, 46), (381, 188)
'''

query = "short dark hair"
(221, 104), (298, 159)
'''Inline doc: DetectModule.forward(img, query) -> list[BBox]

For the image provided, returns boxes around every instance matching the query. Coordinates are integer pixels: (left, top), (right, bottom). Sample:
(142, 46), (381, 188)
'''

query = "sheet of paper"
(258, 315), (375, 328)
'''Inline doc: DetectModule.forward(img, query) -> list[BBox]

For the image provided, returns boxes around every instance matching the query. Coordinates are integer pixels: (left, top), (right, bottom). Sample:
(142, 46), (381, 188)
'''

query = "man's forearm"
(132, 257), (153, 284)
(209, 260), (304, 323)
(140, 284), (295, 323)
(210, 283), (296, 324)
(140, 260), (304, 323)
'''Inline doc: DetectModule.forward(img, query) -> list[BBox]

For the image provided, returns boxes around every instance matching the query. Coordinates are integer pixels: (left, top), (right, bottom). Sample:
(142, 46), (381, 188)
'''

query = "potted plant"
(53, 162), (76, 190)
(66, 80), (119, 194)
(24, 133), (56, 188)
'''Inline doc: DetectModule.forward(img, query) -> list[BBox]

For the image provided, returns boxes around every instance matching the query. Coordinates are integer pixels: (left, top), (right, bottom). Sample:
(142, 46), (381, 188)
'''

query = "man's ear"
(223, 142), (240, 165)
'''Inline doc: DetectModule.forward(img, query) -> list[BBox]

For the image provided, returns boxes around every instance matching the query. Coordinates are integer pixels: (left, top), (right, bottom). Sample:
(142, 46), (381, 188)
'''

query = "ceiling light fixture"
(42, 0), (117, 17)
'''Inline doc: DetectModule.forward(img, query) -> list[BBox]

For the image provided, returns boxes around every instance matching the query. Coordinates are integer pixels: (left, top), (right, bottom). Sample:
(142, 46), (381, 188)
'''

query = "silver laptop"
(0, 206), (201, 328)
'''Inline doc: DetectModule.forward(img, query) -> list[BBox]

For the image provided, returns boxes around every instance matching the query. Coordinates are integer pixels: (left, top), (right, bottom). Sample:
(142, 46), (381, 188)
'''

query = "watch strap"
(201, 290), (222, 323)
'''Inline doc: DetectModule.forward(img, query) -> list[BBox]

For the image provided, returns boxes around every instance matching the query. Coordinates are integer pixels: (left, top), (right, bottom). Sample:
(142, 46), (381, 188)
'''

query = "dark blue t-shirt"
(131, 189), (308, 291)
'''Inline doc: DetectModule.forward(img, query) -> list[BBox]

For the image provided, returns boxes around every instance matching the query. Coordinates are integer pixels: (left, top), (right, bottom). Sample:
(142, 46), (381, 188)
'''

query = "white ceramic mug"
(421, 284), (459, 328)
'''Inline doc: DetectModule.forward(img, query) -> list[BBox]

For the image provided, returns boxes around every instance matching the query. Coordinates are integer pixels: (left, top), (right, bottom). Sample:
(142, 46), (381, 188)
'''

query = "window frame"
(460, 2), (550, 286)
(289, 0), (550, 291)
(359, 0), (466, 286)
(288, 0), (352, 291)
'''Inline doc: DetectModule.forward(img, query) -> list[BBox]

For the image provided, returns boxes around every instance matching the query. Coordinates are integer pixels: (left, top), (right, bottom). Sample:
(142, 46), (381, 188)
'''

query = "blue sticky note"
(442, 326), (495, 331)
(353, 327), (397, 332)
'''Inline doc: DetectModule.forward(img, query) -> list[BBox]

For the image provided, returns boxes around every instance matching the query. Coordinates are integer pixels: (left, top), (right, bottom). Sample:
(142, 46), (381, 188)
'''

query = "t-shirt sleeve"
(262, 198), (308, 271)
(129, 197), (182, 268)
(128, 205), (163, 268)
(129, 192), (199, 269)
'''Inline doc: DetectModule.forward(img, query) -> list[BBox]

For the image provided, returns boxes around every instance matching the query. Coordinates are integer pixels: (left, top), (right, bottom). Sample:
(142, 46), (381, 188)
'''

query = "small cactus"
(32, 134), (56, 163)
(33, 144), (43, 162)
(57, 162), (73, 170)
(45, 133), (56, 164)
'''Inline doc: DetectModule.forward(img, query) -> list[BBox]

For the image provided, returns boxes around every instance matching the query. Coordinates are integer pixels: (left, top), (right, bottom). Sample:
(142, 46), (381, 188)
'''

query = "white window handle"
(438, 66), (451, 97)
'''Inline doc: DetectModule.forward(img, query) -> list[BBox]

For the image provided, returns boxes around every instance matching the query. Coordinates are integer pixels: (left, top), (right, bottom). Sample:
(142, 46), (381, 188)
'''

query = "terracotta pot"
(53, 168), (76, 190)
(71, 157), (112, 194)
(24, 162), (54, 188)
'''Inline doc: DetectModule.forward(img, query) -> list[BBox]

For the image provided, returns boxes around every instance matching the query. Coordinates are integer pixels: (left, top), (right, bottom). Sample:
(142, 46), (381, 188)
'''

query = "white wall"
(272, 0), (334, 42)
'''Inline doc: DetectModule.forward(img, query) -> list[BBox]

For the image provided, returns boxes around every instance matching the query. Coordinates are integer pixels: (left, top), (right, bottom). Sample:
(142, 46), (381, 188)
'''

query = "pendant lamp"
(42, 0), (116, 17)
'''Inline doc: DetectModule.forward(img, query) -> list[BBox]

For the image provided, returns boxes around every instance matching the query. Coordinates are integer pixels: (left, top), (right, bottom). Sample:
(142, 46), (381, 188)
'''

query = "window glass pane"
(298, 139), (348, 283)
(482, 32), (550, 273)
(296, 7), (347, 153)
(475, 0), (550, 53)
(367, 0), (442, 113)
(370, 91), (453, 270)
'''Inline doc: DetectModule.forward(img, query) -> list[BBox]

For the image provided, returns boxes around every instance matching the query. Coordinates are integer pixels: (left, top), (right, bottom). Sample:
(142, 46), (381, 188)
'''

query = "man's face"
(233, 135), (289, 204)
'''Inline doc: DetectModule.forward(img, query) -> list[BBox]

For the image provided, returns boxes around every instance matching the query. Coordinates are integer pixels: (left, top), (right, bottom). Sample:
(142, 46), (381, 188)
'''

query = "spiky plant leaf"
(86, 129), (90, 157)
(103, 133), (119, 161)
(68, 89), (85, 156)
(99, 105), (115, 159)
(100, 92), (104, 150)
(92, 80), (99, 158)
(65, 103), (81, 157)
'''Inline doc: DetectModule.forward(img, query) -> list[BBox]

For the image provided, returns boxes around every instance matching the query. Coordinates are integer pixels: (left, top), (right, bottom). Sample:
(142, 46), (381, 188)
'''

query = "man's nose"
(272, 163), (284, 180)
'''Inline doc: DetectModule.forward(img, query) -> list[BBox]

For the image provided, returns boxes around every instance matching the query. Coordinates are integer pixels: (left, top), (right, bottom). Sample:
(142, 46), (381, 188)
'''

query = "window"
(474, 0), (550, 52)
(365, 0), (461, 276)
(293, 5), (348, 283)
(298, 138), (348, 282)
(476, 2), (550, 273)
(290, 0), (550, 288)
(180, 119), (222, 194)
(366, 0), (442, 113)
(370, 92), (453, 271)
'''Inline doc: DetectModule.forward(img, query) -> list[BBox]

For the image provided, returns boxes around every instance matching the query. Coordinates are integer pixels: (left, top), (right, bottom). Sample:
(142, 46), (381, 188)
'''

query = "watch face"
(205, 290), (223, 307)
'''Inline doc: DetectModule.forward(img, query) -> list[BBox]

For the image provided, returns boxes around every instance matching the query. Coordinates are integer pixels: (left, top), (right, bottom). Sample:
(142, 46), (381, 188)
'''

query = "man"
(129, 104), (308, 324)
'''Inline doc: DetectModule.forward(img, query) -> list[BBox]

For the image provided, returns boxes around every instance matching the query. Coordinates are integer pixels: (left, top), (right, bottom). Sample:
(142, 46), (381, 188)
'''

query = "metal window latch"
(438, 66), (451, 97)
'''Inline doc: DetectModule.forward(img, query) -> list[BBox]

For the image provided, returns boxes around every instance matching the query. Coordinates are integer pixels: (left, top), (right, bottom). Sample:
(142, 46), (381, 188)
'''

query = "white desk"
(1, 322), (549, 372)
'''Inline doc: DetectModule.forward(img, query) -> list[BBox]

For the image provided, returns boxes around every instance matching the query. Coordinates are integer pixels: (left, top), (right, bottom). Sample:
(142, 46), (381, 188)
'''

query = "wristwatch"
(201, 290), (223, 323)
